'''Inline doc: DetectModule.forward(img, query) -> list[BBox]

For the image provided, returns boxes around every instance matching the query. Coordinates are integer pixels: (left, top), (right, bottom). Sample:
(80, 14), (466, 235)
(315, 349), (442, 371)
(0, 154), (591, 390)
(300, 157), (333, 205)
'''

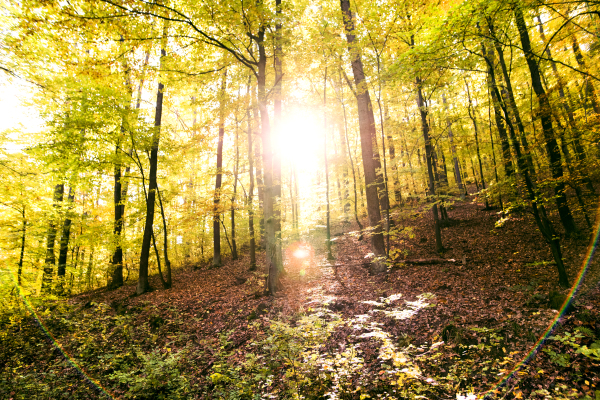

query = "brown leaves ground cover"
(3, 193), (600, 399)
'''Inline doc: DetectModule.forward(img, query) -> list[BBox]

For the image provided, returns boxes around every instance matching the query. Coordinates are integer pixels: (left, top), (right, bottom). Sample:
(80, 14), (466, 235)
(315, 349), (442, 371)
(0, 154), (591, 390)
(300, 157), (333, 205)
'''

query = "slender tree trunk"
(288, 164), (296, 234)
(464, 81), (488, 207)
(252, 90), (265, 249)
(247, 85), (257, 270)
(488, 87), (503, 209)
(293, 165), (300, 230)
(86, 248), (94, 290)
(436, 143), (449, 186)
(417, 77), (443, 252)
(333, 128), (343, 208)
(514, 5), (578, 235)
(488, 19), (535, 176)
(374, 56), (391, 251)
(402, 119), (418, 195)
(410, 33), (443, 251)
(482, 44), (515, 179)
(441, 93), (464, 198)
(109, 144), (125, 289)
(200, 216), (205, 263)
(505, 83), (570, 286)
(467, 150), (480, 191)
(213, 71), (227, 268)
(385, 102), (402, 205)
(109, 56), (144, 289)
(339, 70), (363, 230)
(57, 187), (75, 282)
(231, 110), (240, 261)
(337, 120), (350, 218)
(156, 185), (172, 288)
(340, 0), (386, 264)
(273, 0), (283, 274)
(137, 30), (167, 295)
(17, 209), (26, 286)
(324, 66), (334, 261)
(347, 133), (365, 230)
(41, 183), (64, 293)
(108, 56), (133, 290)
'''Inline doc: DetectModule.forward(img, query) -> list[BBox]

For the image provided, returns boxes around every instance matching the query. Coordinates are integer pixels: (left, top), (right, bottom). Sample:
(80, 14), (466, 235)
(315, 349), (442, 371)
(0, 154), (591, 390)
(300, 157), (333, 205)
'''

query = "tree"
(212, 71), (227, 269)
(513, 2), (578, 236)
(137, 26), (168, 295)
(340, 0), (386, 268)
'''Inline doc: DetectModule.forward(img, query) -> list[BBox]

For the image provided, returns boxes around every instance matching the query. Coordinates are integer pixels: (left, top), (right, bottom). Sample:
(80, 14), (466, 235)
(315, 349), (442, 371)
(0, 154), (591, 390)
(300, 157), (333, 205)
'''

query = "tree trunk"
(488, 18), (536, 176)
(487, 87), (503, 210)
(374, 56), (391, 250)
(482, 42), (515, 179)
(340, 0), (386, 264)
(109, 56), (143, 289)
(288, 164), (296, 234)
(41, 183), (64, 293)
(109, 145), (125, 289)
(213, 71), (227, 268)
(324, 66), (334, 261)
(231, 108), (240, 261)
(273, 0), (283, 274)
(385, 104), (403, 205)
(333, 128), (343, 209)
(253, 93), (265, 249)
(57, 187), (75, 282)
(256, 29), (280, 293)
(337, 120), (350, 218)
(247, 83), (257, 270)
(17, 208), (26, 286)
(464, 80), (488, 207)
(338, 69), (362, 230)
(402, 117), (418, 195)
(441, 94), (464, 198)
(86, 247), (94, 290)
(137, 33), (167, 295)
(294, 164), (300, 230)
(417, 77), (443, 252)
(156, 185), (172, 288)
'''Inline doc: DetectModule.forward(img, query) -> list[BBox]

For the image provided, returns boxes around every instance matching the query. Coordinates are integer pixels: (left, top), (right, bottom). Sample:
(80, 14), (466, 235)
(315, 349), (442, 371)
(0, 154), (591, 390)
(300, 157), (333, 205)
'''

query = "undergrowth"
(1, 289), (599, 399)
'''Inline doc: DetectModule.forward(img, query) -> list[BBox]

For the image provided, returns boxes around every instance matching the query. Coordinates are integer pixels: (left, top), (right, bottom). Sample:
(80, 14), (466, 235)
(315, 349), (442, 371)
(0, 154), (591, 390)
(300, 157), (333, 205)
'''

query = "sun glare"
(278, 108), (322, 172)
(293, 248), (310, 259)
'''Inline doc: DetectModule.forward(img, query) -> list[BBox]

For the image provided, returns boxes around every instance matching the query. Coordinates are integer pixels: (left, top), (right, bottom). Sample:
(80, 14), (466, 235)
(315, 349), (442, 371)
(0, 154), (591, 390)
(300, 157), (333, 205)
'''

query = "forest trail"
(63, 194), (600, 398)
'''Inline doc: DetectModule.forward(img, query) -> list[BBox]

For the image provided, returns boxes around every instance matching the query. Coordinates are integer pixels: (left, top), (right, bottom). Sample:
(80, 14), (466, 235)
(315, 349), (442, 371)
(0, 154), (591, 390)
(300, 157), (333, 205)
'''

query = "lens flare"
(483, 213), (600, 398)
(285, 241), (314, 273)
(8, 282), (114, 399)
(293, 248), (310, 259)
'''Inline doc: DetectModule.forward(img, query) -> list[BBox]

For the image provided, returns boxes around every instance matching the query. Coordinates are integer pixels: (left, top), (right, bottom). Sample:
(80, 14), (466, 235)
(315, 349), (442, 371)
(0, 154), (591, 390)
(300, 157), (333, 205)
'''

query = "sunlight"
(287, 242), (313, 261)
(0, 78), (43, 154)
(285, 242), (314, 279)
(278, 107), (322, 172)
(293, 248), (310, 259)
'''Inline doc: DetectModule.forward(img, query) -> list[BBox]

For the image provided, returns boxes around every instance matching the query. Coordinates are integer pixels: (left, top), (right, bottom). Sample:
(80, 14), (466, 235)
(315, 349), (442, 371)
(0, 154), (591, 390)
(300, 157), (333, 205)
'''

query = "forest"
(1, 0), (600, 398)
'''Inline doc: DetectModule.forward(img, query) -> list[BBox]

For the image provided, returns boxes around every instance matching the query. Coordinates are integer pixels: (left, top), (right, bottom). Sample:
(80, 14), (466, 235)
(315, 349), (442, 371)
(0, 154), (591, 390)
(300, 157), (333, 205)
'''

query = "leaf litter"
(3, 193), (600, 399)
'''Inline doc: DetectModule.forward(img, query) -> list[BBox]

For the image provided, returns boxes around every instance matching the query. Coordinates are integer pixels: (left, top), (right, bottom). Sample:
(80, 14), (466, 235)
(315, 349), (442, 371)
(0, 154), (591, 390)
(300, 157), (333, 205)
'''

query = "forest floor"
(2, 192), (600, 399)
